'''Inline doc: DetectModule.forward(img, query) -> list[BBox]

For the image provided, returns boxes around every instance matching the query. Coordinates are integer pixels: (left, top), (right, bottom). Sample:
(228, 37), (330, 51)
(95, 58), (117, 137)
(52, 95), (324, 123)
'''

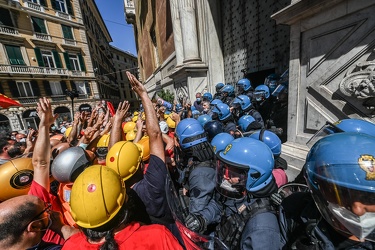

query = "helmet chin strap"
(248, 176), (278, 198)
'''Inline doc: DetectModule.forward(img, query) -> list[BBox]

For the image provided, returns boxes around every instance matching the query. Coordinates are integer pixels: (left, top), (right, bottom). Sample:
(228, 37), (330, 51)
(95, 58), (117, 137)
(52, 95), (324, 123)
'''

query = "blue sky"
(95, 0), (137, 56)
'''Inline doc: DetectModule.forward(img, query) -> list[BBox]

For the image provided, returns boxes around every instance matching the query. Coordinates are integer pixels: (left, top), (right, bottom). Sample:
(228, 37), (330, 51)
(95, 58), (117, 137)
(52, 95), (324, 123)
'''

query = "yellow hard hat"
(123, 122), (136, 134)
(141, 112), (146, 120)
(133, 111), (139, 116)
(97, 133), (110, 148)
(70, 165), (127, 229)
(0, 158), (34, 202)
(135, 136), (150, 161)
(125, 130), (136, 141)
(132, 116), (138, 122)
(164, 114), (170, 120)
(64, 126), (72, 138)
(166, 116), (176, 129)
(106, 141), (142, 180)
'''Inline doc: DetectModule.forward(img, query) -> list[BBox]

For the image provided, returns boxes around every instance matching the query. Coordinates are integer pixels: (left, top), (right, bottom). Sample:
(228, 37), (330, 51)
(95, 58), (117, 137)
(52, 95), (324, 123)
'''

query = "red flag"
(0, 93), (22, 109)
(106, 101), (115, 116)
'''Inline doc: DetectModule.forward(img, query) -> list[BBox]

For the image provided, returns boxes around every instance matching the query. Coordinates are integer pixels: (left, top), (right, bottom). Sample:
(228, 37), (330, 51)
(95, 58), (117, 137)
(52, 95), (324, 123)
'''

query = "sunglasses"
(23, 203), (51, 232)
(28, 203), (52, 225)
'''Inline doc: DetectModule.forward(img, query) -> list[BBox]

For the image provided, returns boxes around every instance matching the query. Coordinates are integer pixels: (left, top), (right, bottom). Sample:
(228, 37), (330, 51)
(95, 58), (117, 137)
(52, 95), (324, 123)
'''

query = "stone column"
(178, 0), (201, 63)
(169, 0), (184, 66)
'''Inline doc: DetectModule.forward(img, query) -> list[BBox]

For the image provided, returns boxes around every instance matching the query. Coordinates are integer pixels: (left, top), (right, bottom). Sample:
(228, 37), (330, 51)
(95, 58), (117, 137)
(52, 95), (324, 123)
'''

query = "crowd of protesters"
(0, 70), (374, 250)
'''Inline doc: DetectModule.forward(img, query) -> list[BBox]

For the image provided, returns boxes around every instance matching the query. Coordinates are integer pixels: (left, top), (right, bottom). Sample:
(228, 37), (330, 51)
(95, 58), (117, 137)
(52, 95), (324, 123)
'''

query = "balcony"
(0, 25), (19, 36)
(0, 64), (87, 77)
(24, 1), (45, 12)
(51, 95), (68, 102)
(71, 70), (85, 76)
(55, 11), (71, 20)
(63, 38), (76, 46)
(0, 64), (66, 75)
(34, 32), (51, 41)
(17, 96), (39, 105)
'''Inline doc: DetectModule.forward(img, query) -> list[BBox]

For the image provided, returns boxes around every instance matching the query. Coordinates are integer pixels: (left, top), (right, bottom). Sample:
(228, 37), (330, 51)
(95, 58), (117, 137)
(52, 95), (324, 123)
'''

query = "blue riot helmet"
(216, 137), (275, 199)
(249, 129), (281, 158)
(231, 95), (252, 111)
(210, 99), (222, 108)
(237, 78), (252, 94)
(212, 103), (231, 121)
(215, 82), (225, 92)
(203, 92), (213, 102)
(238, 115), (261, 132)
(264, 74), (280, 93)
(192, 110), (201, 119)
(175, 118), (214, 161)
(306, 118), (375, 148)
(305, 132), (375, 241)
(204, 120), (224, 141)
(197, 114), (212, 127)
(221, 85), (234, 97)
(272, 83), (288, 97)
(253, 85), (270, 101)
(211, 133), (234, 154)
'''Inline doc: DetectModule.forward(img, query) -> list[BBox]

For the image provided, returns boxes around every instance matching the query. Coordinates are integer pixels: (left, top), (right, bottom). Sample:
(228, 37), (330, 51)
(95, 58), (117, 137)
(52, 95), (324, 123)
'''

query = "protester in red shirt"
(29, 97), (78, 245)
(62, 165), (182, 250)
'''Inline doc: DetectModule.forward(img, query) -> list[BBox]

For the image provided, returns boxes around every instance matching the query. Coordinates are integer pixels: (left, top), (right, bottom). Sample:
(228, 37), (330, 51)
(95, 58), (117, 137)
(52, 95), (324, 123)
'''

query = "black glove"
(185, 213), (206, 233)
(270, 192), (283, 206)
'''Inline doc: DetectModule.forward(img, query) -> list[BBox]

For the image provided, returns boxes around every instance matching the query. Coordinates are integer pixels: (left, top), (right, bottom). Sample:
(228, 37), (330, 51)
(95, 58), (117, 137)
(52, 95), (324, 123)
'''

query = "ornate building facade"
(0, 0), (131, 133)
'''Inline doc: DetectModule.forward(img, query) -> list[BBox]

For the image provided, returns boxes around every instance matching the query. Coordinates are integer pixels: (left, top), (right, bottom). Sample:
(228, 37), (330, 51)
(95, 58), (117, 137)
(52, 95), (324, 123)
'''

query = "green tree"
(157, 89), (174, 103)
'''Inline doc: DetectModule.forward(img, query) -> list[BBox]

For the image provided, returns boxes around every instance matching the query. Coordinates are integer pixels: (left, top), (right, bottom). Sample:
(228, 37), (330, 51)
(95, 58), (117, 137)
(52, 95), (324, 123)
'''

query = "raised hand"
(114, 101), (130, 122)
(36, 97), (57, 126)
(126, 71), (147, 96)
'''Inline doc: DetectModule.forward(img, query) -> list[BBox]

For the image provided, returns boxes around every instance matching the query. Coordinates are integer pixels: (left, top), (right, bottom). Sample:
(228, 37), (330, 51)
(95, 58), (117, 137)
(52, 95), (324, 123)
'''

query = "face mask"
(220, 179), (238, 192)
(196, 98), (201, 102)
(328, 202), (375, 239)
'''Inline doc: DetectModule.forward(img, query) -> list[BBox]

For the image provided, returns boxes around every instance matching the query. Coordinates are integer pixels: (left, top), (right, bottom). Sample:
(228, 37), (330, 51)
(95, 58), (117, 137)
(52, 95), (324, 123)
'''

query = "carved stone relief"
(174, 80), (189, 104)
(339, 61), (375, 116)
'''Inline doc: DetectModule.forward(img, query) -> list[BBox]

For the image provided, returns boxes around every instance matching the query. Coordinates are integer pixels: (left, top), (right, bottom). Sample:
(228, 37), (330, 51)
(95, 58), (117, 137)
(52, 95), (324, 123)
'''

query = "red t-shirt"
(28, 181), (65, 245)
(62, 222), (183, 249)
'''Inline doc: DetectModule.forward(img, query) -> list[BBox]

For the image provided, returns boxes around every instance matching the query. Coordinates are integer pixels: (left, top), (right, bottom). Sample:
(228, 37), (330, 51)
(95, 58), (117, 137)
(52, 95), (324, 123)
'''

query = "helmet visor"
(216, 156), (248, 199)
(272, 84), (287, 97)
(253, 91), (266, 101)
(231, 102), (241, 109)
(310, 171), (375, 241)
(236, 85), (244, 94)
(306, 122), (344, 148)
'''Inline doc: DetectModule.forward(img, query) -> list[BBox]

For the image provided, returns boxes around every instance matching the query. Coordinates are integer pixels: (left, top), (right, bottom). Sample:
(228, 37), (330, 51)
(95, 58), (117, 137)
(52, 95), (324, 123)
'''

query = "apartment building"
(80, 0), (121, 105)
(0, 0), (97, 132)
(110, 45), (140, 109)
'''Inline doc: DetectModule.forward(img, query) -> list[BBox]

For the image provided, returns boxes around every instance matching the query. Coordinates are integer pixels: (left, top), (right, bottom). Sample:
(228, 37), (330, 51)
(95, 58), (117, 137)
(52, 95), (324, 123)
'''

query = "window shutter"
(60, 81), (68, 95)
(84, 81), (91, 95)
(0, 8), (13, 27)
(32, 17), (46, 34)
(63, 52), (72, 70)
(39, 0), (47, 7)
(34, 48), (45, 67)
(77, 53), (86, 72)
(30, 80), (40, 97)
(61, 25), (73, 39)
(51, 0), (58, 10)
(43, 80), (52, 96)
(8, 81), (19, 97)
(66, 0), (74, 15)
(52, 50), (62, 68)
(5, 45), (24, 65)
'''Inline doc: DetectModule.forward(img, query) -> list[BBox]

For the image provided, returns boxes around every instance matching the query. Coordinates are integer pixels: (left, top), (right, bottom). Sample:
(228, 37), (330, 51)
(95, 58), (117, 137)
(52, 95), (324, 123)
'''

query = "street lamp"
(65, 89), (79, 119)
